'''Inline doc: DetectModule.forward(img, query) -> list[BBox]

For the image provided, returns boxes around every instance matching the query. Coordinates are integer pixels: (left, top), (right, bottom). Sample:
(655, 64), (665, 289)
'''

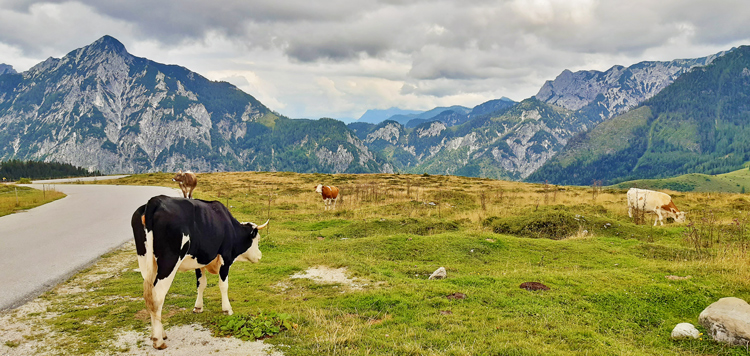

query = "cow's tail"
(135, 199), (161, 314)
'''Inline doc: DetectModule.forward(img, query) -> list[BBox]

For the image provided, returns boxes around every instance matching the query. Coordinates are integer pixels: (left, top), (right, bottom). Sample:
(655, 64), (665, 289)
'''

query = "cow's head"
(675, 211), (687, 223)
(315, 184), (323, 194)
(236, 220), (269, 263)
(172, 170), (183, 182)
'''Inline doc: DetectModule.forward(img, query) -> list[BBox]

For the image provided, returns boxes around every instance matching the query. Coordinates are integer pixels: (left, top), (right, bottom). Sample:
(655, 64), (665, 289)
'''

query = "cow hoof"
(223, 310), (233, 316)
(193, 307), (203, 313)
(152, 339), (167, 350)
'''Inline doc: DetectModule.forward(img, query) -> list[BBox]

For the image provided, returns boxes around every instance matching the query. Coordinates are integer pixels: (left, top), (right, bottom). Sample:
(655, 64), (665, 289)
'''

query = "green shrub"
(17, 177), (32, 184)
(214, 312), (294, 340)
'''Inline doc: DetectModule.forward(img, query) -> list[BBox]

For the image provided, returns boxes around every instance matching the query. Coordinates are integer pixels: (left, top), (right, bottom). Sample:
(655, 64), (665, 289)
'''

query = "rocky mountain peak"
(535, 51), (729, 119)
(87, 35), (129, 56)
(0, 64), (16, 75)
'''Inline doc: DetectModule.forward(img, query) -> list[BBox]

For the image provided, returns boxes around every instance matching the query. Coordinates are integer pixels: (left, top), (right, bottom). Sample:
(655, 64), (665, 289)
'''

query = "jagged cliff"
(535, 51), (728, 120)
(0, 36), (387, 174)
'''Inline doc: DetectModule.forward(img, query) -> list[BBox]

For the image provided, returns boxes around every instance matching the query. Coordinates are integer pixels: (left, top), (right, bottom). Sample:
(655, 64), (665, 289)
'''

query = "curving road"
(0, 177), (179, 310)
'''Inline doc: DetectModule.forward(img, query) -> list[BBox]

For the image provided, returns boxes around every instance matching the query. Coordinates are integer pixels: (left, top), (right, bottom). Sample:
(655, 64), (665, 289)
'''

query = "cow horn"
(257, 219), (270, 230)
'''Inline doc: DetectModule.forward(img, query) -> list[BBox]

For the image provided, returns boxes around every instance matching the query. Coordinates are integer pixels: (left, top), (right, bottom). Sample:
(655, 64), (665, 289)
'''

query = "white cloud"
(0, 0), (749, 120)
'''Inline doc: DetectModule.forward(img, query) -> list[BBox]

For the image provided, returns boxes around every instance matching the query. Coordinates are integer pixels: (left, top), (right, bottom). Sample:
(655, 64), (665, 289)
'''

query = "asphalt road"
(0, 178), (178, 310)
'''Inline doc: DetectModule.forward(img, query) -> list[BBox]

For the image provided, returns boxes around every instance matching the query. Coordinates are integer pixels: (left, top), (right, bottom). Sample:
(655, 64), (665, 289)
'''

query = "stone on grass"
(428, 267), (446, 280)
(699, 297), (750, 346)
(671, 323), (700, 340)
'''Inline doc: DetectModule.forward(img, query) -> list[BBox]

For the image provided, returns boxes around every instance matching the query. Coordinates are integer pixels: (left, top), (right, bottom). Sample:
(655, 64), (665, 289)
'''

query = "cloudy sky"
(1, 0), (749, 121)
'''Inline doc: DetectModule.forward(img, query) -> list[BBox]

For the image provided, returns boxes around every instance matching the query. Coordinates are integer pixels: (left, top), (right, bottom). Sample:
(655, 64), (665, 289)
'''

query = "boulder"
(671, 323), (700, 339)
(699, 297), (750, 346)
(428, 267), (447, 280)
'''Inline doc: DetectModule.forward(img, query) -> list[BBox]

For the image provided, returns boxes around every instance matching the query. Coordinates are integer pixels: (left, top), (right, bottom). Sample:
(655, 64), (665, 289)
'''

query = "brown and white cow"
(172, 170), (197, 199)
(315, 184), (339, 210)
(627, 188), (686, 226)
(131, 195), (267, 349)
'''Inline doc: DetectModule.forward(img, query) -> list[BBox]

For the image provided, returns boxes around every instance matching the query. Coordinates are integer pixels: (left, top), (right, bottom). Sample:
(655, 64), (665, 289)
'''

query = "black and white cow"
(131, 195), (268, 349)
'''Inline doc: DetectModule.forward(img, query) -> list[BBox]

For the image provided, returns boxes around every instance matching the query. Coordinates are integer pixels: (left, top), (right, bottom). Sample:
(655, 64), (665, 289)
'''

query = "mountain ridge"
(528, 45), (750, 185)
(0, 35), (389, 174)
(535, 50), (729, 120)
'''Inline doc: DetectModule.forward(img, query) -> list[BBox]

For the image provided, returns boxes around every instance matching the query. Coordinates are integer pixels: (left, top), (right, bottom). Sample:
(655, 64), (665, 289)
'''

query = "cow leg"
(147, 257), (182, 349)
(218, 265), (233, 315)
(628, 205), (633, 218)
(193, 268), (207, 313)
(188, 186), (194, 199)
(653, 211), (663, 226)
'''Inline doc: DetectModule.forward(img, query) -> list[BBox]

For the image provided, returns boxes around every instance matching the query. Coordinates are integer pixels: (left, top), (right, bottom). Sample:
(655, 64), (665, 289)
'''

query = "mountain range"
(0, 35), (745, 184)
(0, 36), (388, 174)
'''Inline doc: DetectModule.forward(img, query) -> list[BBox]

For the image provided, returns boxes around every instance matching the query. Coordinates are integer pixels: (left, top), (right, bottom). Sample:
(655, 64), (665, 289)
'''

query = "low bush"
(483, 206), (621, 240)
(214, 312), (295, 341)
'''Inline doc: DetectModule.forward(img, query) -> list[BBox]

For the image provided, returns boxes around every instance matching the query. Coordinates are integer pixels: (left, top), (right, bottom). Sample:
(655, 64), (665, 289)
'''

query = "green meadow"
(12, 172), (750, 355)
(614, 166), (750, 193)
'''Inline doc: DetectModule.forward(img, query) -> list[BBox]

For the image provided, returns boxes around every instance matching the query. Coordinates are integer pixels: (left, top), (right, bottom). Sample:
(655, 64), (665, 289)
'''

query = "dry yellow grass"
(0, 185), (65, 217)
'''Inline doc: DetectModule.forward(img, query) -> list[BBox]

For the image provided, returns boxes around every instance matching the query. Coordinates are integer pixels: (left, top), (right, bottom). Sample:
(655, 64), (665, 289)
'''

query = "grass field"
(614, 167), (750, 193)
(0, 184), (65, 217)
(9, 172), (750, 355)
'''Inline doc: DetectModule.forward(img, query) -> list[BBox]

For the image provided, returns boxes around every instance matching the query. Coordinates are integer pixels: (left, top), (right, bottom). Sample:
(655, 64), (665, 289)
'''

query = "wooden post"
(267, 192), (272, 236)
(15, 187), (19, 206)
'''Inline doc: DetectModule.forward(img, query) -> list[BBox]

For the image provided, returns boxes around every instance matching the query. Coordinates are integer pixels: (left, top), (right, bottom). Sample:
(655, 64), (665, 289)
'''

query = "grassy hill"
(614, 167), (750, 193)
(10, 172), (750, 355)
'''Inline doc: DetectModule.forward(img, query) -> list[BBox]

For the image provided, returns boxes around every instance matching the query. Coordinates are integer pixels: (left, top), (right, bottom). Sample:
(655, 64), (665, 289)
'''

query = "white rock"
(428, 267), (447, 280)
(671, 323), (700, 339)
(699, 297), (750, 345)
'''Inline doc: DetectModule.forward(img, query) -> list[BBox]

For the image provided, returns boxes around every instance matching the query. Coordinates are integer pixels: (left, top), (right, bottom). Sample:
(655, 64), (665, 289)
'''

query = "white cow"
(627, 188), (686, 226)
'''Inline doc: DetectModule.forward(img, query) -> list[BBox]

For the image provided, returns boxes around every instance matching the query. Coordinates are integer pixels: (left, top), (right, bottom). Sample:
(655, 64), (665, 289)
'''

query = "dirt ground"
(0, 242), (362, 355)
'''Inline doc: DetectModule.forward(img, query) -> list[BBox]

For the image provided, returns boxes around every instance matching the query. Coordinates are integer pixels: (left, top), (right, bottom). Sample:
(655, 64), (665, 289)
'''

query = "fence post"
(15, 187), (19, 206)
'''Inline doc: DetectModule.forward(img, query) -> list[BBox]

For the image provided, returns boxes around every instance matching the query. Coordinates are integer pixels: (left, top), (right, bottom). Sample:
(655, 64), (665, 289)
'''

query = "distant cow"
(315, 184), (339, 210)
(172, 170), (197, 198)
(627, 188), (686, 226)
(131, 195), (268, 349)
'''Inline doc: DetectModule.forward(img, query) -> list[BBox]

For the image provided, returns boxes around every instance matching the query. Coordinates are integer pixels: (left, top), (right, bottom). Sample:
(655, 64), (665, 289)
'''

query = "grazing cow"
(315, 184), (339, 210)
(172, 170), (197, 198)
(627, 188), (686, 226)
(131, 195), (268, 349)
